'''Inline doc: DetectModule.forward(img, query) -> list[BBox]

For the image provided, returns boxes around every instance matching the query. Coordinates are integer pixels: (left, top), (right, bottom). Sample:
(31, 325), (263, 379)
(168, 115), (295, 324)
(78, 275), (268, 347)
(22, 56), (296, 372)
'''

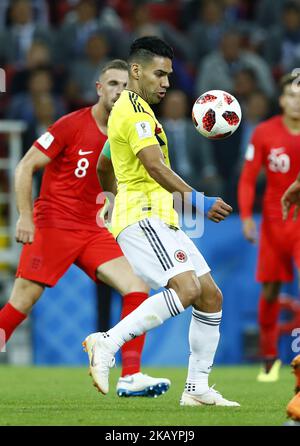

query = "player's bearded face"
(139, 57), (172, 105)
(281, 84), (300, 119)
(97, 69), (128, 111)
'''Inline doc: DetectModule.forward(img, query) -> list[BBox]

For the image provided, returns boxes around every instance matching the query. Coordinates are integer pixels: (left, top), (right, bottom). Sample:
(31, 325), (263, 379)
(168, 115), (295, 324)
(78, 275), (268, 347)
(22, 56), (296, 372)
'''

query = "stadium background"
(0, 0), (300, 367)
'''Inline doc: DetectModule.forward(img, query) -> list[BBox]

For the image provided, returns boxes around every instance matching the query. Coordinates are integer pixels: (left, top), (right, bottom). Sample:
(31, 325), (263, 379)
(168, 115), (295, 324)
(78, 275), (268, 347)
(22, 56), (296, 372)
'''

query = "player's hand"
(242, 217), (257, 244)
(15, 214), (35, 244)
(207, 198), (232, 223)
(98, 196), (114, 228)
(281, 179), (300, 221)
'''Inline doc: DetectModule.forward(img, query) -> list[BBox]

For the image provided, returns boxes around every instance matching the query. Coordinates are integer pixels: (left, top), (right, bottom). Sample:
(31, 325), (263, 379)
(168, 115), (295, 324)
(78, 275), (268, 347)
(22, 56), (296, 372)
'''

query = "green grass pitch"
(0, 365), (294, 426)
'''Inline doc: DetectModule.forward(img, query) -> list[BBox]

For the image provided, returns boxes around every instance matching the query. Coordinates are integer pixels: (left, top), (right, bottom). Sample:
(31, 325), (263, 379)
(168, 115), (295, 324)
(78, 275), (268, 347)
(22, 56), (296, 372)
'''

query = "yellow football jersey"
(108, 89), (179, 238)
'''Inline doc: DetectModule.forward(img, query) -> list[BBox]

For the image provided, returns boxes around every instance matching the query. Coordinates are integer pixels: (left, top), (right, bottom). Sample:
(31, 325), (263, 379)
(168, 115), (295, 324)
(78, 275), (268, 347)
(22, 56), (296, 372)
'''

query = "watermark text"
(292, 328), (300, 353)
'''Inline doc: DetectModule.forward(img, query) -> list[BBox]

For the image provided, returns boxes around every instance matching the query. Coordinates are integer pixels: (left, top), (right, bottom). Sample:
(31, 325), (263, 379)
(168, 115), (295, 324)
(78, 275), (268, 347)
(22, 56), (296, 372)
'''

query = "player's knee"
(188, 283), (202, 306)
(264, 294), (277, 303)
(198, 285), (223, 312)
(175, 282), (201, 307)
(262, 283), (280, 302)
(263, 291), (278, 302)
(214, 287), (223, 307)
(123, 276), (150, 295)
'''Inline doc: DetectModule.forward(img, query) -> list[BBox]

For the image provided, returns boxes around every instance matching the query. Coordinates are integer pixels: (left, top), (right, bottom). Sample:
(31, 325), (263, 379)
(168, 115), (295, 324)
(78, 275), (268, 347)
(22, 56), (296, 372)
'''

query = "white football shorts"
(117, 217), (210, 290)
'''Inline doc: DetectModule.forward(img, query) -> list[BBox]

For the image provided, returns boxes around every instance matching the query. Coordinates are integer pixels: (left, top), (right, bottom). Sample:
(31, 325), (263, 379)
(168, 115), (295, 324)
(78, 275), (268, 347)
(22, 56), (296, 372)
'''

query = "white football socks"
(185, 308), (222, 395)
(103, 288), (184, 353)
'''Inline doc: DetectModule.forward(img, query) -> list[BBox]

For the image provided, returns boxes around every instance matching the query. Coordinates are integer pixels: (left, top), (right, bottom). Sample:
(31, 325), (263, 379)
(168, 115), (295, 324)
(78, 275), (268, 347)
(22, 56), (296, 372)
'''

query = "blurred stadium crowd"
(1, 0), (300, 207)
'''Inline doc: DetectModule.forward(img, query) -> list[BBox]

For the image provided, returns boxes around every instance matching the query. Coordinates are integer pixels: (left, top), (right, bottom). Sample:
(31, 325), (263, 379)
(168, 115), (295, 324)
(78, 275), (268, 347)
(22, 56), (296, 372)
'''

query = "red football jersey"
(33, 107), (107, 231)
(238, 115), (300, 221)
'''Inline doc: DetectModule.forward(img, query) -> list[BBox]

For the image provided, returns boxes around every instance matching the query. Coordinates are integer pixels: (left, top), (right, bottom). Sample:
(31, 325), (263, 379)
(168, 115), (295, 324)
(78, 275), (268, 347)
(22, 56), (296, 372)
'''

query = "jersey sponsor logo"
(245, 143), (254, 161)
(78, 149), (94, 156)
(37, 131), (54, 149)
(135, 121), (152, 139)
(174, 250), (187, 263)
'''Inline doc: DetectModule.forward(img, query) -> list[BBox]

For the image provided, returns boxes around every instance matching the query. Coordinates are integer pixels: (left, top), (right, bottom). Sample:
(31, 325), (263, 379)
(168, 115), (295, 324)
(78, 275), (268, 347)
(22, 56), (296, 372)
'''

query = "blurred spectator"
(233, 67), (259, 109)
(128, 1), (191, 62)
(6, 68), (66, 125)
(195, 29), (275, 98)
(222, 0), (247, 21)
(22, 93), (56, 151)
(66, 33), (109, 105)
(63, 0), (124, 29)
(262, 1), (300, 74)
(127, 1), (193, 95)
(0, 0), (49, 28)
(145, 0), (181, 28)
(188, 0), (230, 66)
(238, 91), (271, 163)
(0, 0), (54, 67)
(254, 0), (285, 29)
(57, 0), (128, 63)
(181, 0), (256, 31)
(160, 89), (222, 196)
(210, 126), (242, 209)
(234, 90), (271, 209)
(22, 93), (56, 192)
(9, 41), (66, 95)
(221, 0), (257, 35)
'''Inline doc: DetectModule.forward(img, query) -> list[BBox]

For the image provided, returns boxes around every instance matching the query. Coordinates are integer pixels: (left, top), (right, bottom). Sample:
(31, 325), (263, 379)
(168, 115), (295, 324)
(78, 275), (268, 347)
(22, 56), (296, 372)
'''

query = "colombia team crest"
(174, 250), (187, 263)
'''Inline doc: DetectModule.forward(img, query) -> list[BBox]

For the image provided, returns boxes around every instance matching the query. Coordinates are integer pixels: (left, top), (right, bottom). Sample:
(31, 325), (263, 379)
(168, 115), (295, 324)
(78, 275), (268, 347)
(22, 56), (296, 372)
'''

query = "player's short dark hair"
(279, 72), (299, 94)
(101, 59), (129, 76)
(128, 36), (174, 64)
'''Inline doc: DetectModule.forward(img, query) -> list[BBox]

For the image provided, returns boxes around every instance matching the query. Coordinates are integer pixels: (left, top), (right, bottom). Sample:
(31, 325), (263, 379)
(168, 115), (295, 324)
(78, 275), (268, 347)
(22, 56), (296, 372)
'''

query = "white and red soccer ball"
(192, 90), (242, 139)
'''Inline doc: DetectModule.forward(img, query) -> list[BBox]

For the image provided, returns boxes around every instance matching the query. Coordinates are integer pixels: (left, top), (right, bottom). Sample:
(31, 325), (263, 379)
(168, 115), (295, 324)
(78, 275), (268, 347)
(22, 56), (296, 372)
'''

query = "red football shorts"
(257, 218), (300, 282)
(16, 227), (123, 287)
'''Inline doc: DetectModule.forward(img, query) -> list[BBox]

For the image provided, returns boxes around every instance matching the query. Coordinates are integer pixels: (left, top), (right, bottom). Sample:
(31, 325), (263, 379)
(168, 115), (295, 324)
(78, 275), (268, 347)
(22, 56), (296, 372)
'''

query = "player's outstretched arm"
(137, 144), (232, 223)
(281, 173), (300, 221)
(15, 146), (51, 244)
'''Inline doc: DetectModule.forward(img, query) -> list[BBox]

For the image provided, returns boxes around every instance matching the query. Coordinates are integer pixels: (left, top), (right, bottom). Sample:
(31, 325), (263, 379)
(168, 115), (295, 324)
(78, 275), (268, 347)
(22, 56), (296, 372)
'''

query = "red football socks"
(0, 303), (27, 349)
(258, 295), (280, 364)
(120, 292), (148, 377)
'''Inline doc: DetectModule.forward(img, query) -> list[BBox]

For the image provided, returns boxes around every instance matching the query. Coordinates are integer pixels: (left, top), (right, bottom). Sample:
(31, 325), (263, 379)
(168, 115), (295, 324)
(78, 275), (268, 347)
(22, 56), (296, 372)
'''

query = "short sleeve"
(244, 124), (264, 165)
(33, 115), (70, 159)
(102, 139), (111, 159)
(124, 112), (159, 155)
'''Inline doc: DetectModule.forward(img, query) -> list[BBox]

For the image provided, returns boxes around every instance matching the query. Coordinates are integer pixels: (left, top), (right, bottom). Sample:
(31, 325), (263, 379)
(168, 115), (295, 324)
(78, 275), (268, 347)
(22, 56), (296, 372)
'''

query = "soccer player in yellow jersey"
(84, 37), (240, 406)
